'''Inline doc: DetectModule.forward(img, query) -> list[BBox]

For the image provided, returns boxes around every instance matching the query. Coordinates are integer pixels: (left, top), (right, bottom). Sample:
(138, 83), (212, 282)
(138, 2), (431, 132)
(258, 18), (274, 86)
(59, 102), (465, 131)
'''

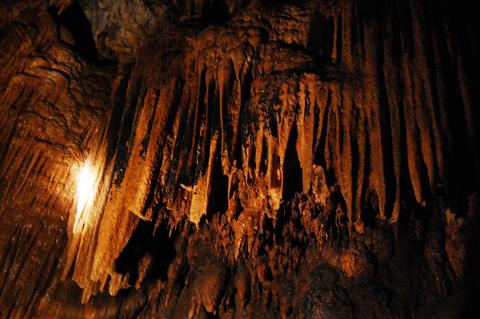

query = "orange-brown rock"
(0, 0), (479, 318)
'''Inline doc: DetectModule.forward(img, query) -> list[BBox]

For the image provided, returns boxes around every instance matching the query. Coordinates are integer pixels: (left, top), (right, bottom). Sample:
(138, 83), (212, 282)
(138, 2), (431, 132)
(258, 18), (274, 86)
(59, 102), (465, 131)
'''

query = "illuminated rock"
(0, 0), (478, 318)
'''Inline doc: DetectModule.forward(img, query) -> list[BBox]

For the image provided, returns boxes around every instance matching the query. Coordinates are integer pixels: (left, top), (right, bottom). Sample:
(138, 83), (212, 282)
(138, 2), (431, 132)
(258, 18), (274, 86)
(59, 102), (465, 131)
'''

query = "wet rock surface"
(0, 0), (479, 318)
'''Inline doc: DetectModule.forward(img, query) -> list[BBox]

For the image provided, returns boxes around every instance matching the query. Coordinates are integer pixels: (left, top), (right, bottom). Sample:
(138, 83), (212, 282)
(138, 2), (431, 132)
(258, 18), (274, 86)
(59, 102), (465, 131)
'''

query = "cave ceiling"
(0, 0), (479, 318)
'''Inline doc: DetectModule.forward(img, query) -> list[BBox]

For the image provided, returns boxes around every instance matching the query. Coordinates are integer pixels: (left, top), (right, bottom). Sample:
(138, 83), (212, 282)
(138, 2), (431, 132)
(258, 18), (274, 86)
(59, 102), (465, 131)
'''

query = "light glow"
(75, 161), (96, 234)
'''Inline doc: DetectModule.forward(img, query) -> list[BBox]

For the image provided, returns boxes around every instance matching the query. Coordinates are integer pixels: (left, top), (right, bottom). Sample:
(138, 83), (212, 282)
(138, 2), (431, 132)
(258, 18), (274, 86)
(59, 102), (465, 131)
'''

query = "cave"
(0, 0), (479, 318)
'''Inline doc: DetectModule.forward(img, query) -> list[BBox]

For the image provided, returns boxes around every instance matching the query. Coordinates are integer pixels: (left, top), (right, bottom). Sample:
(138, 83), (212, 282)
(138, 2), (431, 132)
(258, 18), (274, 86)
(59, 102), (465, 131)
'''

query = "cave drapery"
(0, 0), (479, 318)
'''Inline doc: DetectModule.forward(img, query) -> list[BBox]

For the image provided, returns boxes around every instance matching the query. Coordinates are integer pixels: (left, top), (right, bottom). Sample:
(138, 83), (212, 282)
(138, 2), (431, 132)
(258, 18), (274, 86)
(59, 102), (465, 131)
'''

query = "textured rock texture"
(0, 0), (479, 318)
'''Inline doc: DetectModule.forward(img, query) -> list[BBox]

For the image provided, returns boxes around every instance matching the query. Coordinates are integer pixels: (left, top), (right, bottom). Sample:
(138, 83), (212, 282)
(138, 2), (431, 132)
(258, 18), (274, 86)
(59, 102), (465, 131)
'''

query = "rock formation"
(0, 0), (479, 318)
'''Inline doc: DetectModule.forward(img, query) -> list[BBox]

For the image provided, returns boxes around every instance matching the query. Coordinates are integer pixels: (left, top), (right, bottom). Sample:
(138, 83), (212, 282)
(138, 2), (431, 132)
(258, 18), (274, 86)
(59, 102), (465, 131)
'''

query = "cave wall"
(0, 0), (479, 318)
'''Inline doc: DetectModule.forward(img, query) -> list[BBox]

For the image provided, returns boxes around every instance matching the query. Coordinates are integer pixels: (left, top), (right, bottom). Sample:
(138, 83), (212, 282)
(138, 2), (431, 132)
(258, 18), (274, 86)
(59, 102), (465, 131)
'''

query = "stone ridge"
(0, 0), (478, 318)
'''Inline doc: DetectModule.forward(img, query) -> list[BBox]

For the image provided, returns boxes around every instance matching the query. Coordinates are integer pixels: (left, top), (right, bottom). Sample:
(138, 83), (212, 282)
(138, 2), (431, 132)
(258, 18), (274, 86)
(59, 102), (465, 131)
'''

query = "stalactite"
(0, 0), (478, 317)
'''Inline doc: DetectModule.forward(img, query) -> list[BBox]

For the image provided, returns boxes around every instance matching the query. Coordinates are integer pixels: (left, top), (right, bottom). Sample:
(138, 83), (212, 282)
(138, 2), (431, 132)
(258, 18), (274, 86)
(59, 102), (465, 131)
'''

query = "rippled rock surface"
(0, 0), (479, 318)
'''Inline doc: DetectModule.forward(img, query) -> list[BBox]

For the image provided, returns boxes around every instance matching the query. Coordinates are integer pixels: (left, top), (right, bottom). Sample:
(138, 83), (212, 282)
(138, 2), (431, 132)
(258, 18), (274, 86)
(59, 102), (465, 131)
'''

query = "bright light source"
(74, 161), (96, 234)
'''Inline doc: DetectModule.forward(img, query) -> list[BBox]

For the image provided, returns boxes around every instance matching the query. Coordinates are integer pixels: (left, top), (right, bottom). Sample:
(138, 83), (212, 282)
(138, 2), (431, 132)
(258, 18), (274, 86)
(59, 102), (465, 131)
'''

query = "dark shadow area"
(105, 66), (132, 164)
(308, 12), (335, 58)
(48, 2), (99, 62)
(360, 189), (379, 229)
(283, 124), (302, 200)
(207, 149), (229, 217)
(325, 190), (348, 242)
(201, 0), (230, 24)
(461, 221), (480, 318)
(115, 220), (177, 284)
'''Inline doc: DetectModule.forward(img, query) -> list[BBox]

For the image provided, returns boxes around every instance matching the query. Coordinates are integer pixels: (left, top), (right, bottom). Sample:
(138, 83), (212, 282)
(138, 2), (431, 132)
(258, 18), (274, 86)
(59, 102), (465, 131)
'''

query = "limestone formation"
(0, 0), (478, 318)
